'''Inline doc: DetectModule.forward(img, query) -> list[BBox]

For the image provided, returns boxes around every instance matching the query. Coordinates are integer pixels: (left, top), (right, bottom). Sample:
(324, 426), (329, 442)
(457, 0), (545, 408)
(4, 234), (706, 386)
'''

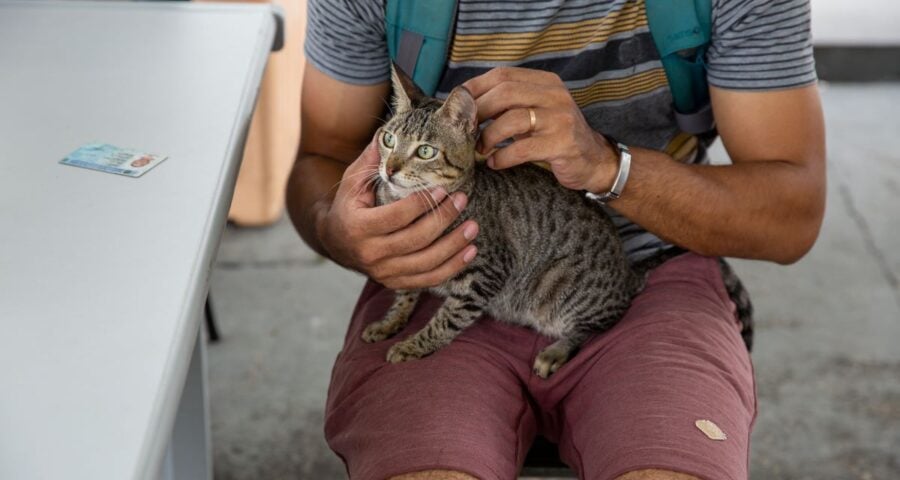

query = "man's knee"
(389, 470), (479, 480)
(615, 468), (701, 480)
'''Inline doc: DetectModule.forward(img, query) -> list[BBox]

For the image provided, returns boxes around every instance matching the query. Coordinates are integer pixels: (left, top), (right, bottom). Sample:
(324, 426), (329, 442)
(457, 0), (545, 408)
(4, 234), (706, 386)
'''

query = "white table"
(0, 2), (280, 478)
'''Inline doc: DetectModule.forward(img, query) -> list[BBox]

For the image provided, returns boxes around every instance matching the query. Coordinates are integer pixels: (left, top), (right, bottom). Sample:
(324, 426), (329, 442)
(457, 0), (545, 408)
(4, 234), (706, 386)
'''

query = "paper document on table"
(60, 143), (168, 177)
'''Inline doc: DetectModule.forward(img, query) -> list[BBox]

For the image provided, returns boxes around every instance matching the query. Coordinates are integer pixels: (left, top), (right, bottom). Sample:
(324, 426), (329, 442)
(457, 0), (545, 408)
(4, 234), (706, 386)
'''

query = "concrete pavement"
(207, 83), (900, 479)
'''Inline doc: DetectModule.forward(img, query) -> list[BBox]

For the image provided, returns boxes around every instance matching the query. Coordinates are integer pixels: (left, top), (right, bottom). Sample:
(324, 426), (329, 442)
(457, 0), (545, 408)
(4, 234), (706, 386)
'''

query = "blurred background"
(203, 0), (900, 478)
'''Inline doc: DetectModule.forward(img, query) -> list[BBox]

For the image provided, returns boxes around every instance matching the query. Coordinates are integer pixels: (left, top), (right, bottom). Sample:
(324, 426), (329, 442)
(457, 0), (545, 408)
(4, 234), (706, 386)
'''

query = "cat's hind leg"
(533, 328), (591, 379)
(386, 295), (483, 363)
(362, 289), (420, 343)
(534, 294), (632, 378)
(533, 308), (626, 378)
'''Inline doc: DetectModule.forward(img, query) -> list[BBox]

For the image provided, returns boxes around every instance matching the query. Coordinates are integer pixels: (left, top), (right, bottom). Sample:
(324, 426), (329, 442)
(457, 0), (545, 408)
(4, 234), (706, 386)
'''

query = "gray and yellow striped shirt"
(305, 0), (817, 260)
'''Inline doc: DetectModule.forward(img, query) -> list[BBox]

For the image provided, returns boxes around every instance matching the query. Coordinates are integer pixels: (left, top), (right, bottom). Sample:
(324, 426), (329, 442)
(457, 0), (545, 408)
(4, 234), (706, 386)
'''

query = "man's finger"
(479, 107), (544, 154)
(474, 81), (559, 122)
(383, 244), (478, 290)
(373, 220), (478, 278)
(489, 137), (552, 170)
(379, 193), (468, 255)
(362, 188), (451, 235)
(463, 67), (562, 99)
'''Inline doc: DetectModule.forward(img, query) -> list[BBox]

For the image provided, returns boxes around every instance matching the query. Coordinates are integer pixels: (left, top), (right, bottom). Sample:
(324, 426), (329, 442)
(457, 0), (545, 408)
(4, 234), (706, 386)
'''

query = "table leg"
(161, 328), (211, 480)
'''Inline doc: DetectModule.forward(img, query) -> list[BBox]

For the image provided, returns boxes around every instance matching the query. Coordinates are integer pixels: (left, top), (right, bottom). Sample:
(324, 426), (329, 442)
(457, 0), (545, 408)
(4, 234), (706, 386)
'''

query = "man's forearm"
(285, 153), (347, 257)
(607, 146), (825, 264)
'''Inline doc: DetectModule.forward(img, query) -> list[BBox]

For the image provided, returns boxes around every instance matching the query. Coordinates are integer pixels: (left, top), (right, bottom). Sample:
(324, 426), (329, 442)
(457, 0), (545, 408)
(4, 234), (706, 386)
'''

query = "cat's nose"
(386, 166), (394, 178)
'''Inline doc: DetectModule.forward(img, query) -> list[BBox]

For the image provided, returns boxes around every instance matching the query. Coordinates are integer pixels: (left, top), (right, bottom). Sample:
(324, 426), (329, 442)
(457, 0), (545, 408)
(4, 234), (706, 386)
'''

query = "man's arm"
(285, 65), (387, 257)
(604, 85), (826, 264)
(468, 69), (825, 265)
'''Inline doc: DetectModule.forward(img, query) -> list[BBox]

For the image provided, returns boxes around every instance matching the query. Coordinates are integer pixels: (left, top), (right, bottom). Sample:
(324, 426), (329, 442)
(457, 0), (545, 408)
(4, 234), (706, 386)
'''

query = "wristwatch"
(585, 140), (631, 204)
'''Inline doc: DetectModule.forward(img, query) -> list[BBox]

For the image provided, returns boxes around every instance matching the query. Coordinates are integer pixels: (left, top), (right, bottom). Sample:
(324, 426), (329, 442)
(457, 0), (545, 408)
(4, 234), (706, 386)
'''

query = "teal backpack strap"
(645, 0), (714, 134)
(385, 0), (458, 96)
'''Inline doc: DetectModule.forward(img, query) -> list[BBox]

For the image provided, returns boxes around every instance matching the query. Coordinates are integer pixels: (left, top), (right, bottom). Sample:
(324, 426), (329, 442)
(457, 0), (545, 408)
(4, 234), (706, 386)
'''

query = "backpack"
(385, 0), (714, 135)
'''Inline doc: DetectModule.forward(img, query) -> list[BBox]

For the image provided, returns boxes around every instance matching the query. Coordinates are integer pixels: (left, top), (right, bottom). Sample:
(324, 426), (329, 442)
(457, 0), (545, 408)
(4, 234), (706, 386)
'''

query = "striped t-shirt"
(304, 0), (817, 261)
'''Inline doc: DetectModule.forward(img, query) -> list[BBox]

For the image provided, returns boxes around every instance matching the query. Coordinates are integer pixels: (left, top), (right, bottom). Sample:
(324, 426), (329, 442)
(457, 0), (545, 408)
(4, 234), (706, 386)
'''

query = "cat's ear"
(437, 86), (478, 136)
(390, 62), (425, 113)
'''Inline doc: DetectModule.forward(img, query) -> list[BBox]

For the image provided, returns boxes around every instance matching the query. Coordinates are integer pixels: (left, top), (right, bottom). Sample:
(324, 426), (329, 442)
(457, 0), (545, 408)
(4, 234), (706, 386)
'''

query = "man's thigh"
(546, 253), (757, 480)
(324, 282), (539, 480)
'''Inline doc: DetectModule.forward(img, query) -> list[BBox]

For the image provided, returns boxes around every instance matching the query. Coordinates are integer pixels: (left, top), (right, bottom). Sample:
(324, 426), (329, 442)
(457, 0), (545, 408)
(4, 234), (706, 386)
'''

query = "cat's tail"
(718, 258), (755, 351)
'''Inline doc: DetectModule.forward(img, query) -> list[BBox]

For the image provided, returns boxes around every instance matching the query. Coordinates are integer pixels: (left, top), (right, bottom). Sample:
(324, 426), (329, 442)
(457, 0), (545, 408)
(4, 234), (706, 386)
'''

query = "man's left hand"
(463, 67), (617, 193)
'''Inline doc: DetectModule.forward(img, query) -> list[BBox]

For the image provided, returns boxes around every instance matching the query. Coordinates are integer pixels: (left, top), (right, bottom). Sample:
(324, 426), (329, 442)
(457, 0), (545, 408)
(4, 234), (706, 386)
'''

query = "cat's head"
(377, 64), (479, 199)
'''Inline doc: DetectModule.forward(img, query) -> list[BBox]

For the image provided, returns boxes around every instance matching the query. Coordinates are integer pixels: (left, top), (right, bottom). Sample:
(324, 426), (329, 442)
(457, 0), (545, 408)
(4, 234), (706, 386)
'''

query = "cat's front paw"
(361, 322), (392, 343)
(533, 345), (572, 379)
(386, 340), (428, 363)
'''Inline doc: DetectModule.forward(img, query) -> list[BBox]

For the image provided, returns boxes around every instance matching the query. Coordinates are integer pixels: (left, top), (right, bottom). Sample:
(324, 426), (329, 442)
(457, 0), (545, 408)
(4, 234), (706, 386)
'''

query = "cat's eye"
(382, 131), (395, 149)
(416, 144), (437, 160)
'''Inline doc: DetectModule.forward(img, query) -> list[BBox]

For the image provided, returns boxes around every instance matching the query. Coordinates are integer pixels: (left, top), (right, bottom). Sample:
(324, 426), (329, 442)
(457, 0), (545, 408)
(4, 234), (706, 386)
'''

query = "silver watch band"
(586, 142), (631, 204)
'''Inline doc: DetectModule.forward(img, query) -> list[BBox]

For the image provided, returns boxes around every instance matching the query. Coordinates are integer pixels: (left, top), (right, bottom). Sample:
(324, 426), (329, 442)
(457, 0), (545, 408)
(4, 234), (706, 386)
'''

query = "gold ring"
(527, 107), (537, 134)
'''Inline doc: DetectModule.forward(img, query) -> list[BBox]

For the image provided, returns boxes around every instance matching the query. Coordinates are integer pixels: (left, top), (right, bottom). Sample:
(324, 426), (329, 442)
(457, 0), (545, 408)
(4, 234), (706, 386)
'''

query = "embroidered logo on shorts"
(695, 419), (727, 441)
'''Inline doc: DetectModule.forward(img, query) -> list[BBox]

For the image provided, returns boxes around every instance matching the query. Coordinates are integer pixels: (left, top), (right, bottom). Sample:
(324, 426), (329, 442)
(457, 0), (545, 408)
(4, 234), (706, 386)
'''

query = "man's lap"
(324, 253), (756, 480)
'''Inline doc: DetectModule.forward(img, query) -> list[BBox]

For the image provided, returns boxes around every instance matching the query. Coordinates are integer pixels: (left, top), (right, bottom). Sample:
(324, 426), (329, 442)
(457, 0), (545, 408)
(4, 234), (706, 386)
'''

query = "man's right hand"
(316, 142), (480, 290)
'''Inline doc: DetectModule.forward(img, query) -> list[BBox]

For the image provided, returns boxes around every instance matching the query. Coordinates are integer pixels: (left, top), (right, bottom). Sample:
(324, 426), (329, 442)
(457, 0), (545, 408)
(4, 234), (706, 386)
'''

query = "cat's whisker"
(415, 189), (433, 215)
(426, 190), (443, 223)
(380, 96), (394, 117)
(362, 174), (381, 195)
(349, 172), (380, 200)
(329, 167), (381, 195)
(336, 168), (378, 185)
(346, 167), (381, 178)
(343, 168), (381, 185)
(415, 188), (443, 226)
(344, 173), (379, 195)
(359, 172), (383, 199)
(332, 171), (380, 208)
(415, 186), (447, 226)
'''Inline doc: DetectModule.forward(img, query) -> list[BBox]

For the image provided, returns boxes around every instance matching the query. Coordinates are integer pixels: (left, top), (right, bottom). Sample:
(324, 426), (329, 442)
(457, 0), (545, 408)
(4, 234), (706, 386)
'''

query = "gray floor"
(207, 83), (900, 480)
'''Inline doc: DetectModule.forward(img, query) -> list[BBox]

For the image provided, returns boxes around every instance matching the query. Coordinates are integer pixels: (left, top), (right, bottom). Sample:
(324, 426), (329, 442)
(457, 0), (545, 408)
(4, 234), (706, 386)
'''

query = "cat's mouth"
(385, 180), (428, 198)
(379, 169), (428, 198)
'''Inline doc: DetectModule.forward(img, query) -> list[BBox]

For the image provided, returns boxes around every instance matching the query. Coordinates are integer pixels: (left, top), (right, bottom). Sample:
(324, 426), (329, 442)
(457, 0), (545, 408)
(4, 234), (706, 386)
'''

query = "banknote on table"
(60, 143), (167, 178)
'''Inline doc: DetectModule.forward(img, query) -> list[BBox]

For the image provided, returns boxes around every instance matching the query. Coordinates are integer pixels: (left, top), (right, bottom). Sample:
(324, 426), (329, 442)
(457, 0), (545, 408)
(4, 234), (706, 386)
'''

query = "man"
(287, 0), (825, 478)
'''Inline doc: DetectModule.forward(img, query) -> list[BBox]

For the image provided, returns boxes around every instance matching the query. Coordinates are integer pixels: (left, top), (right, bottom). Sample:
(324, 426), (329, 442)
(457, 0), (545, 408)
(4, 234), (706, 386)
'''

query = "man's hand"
(463, 67), (617, 193)
(316, 141), (480, 290)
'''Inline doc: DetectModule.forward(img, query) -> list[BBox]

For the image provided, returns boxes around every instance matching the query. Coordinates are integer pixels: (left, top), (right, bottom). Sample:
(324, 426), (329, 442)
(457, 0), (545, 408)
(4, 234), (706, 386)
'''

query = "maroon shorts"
(324, 253), (757, 480)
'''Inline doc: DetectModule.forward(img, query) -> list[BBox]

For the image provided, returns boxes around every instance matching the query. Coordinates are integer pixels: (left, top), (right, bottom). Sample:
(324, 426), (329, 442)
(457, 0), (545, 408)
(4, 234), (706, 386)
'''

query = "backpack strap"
(645, 0), (715, 134)
(385, 0), (458, 96)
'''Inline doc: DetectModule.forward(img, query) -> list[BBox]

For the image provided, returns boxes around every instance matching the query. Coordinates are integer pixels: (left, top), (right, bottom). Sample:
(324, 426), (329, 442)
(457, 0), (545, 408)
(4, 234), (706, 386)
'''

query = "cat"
(361, 65), (752, 378)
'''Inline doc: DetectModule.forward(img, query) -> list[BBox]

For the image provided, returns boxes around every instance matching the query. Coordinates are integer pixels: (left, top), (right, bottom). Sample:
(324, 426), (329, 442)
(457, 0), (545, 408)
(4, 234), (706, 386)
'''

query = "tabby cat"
(361, 66), (751, 378)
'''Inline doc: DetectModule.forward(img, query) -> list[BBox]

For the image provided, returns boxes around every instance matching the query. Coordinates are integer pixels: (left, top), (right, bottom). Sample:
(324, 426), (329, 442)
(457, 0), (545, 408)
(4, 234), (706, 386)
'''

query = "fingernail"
(431, 188), (448, 203)
(463, 222), (479, 240)
(463, 246), (477, 263)
(487, 156), (496, 169)
(452, 192), (468, 211)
